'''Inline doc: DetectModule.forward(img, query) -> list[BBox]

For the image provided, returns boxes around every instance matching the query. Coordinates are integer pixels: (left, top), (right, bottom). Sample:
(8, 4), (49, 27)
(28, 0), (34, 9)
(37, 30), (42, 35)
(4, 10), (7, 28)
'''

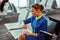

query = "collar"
(36, 14), (43, 20)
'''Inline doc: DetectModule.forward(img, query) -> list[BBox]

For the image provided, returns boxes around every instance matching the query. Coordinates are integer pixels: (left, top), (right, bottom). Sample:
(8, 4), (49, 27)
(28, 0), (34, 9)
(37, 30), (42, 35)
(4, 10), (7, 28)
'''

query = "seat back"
(8, 2), (17, 14)
(44, 18), (57, 40)
(52, 0), (57, 9)
(45, 0), (54, 9)
(18, 9), (29, 23)
(11, 3), (17, 13)
(39, 0), (47, 7)
(4, 2), (19, 22)
(47, 19), (57, 33)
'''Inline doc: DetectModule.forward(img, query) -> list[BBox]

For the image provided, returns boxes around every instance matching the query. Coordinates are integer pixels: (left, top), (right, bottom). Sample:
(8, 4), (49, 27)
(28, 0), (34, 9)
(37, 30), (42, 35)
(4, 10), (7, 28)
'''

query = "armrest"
(10, 27), (23, 30)
(40, 30), (53, 37)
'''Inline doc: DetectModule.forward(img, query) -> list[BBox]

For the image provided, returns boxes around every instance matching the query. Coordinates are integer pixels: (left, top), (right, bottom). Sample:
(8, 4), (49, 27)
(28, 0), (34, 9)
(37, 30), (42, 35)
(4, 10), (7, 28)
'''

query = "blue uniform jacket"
(23, 16), (47, 40)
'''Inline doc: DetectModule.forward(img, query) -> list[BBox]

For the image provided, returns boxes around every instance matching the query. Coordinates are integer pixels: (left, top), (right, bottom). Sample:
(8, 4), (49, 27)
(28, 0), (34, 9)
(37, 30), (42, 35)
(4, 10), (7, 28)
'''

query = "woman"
(0, 0), (9, 21)
(18, 3), (47, 40)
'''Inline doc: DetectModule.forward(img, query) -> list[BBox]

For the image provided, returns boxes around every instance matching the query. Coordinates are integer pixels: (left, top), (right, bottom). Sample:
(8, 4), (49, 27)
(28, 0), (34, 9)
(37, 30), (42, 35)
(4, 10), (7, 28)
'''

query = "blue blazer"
(23, 16), (47, 40)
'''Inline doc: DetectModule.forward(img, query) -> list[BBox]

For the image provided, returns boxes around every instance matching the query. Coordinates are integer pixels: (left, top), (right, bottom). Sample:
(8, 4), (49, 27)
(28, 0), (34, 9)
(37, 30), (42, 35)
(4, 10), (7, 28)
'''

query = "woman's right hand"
(23, 24), (27, 29)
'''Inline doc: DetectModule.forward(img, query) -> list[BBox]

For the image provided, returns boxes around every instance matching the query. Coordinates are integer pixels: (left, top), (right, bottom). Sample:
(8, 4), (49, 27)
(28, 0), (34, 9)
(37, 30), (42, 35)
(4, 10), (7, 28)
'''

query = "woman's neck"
(36, 12), (42, 17)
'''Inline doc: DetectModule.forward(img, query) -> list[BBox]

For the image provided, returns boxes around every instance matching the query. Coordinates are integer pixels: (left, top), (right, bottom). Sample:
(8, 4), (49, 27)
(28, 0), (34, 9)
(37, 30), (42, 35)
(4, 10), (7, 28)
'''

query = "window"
(56, 0), (60, 8)
(19, 0), (28, 7)
(9, 0), (18, 7)
(9, 0), (29, 7)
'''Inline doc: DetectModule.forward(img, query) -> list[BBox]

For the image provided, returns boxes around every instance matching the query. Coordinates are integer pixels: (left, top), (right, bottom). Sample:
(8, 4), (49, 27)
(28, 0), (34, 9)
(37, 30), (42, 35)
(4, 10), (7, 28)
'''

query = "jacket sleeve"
(23, 16), (32, 24)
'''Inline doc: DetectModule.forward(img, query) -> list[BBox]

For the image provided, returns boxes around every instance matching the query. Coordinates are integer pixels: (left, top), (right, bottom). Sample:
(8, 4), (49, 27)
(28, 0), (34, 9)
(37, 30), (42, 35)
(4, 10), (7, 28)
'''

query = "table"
(4, 22), (32, 39)
(4, 22), (22, 30)
(49, 13), (60, 35)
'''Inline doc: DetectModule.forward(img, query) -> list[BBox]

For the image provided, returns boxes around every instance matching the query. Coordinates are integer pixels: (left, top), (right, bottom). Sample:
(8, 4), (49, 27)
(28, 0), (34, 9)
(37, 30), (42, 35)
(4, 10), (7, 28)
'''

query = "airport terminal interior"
(0, 0), (60, 40)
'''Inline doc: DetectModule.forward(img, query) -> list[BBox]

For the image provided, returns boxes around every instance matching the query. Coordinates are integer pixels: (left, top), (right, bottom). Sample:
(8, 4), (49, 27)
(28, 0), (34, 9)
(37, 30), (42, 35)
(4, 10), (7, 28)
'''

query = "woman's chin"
(33, 15), (36, 17)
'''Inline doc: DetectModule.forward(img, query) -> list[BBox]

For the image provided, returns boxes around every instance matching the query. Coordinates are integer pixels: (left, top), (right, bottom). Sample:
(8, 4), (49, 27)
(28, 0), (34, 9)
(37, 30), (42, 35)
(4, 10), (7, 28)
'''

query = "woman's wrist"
(22, 22), (27, 29)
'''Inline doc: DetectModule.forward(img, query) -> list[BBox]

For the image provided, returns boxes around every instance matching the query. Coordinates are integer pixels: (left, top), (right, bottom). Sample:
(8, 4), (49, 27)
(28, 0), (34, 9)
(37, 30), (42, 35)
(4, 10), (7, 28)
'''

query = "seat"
(4, 2), (19, 22)
(39, 0), (55, 9)
(45, 0), (54, 9)
(41, 0), (57, 15)
(40, 18), (57, 40)
(39, 0), (47, 7)
(52, 0), (57, 9)
(5, 8), (29, 30)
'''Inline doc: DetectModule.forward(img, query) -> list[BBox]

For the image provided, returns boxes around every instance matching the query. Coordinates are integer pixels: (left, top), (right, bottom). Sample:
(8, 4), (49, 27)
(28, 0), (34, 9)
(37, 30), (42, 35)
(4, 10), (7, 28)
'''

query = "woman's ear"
(38, 9), (41, 12)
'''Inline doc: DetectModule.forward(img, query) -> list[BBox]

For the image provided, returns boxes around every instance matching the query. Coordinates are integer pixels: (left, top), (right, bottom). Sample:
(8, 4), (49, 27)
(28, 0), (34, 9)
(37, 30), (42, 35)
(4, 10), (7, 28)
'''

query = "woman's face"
(0, 0), (3, 5)
(31, 7), (40, 17)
